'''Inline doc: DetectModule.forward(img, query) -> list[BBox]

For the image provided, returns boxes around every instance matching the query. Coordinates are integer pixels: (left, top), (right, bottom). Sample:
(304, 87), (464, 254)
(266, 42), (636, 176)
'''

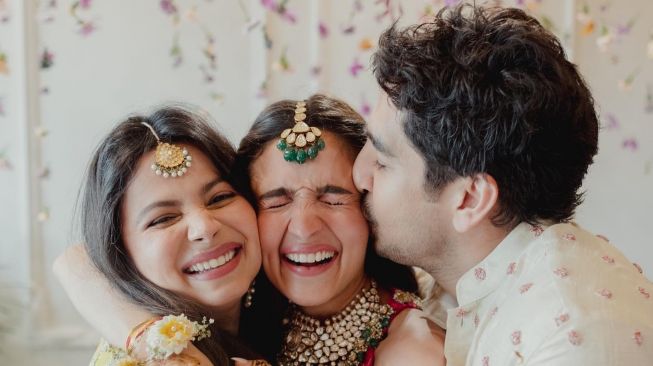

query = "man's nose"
(353, 140), (374, 194)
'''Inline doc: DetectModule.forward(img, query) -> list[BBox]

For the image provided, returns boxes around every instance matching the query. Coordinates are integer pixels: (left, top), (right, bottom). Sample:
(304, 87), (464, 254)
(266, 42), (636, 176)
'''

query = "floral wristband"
(144, 314), (214, 360)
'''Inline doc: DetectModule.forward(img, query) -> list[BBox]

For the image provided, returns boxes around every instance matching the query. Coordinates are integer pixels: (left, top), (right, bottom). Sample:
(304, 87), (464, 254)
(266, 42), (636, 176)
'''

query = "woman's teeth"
(188, 249), (236, 273)
(285, 251), (335, 265)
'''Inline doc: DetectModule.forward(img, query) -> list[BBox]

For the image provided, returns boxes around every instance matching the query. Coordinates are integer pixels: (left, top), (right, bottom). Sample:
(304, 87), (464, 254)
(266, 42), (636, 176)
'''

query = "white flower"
(596, 32), (615, 53)
(145, 314), (212, 360)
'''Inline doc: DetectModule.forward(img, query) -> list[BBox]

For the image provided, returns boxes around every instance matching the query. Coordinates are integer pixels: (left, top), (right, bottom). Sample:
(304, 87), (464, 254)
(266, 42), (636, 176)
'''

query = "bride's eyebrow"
(258, 185), (353, 202)
(317, 185), (353, 195)
(258, 187), (292, 201)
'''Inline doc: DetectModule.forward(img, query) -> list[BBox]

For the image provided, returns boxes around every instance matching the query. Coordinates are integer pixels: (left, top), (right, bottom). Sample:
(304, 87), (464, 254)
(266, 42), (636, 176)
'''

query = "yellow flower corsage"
(145, 314), (214, 360)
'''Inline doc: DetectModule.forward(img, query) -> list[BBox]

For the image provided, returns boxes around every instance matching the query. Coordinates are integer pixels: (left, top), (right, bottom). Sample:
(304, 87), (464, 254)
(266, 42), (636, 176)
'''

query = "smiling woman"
(234, 94), (446, 365)
(76, 106), (262, 365)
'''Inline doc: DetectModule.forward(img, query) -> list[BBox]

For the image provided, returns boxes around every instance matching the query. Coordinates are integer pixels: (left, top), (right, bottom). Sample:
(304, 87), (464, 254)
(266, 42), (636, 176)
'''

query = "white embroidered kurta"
(443, 222), (653, 365)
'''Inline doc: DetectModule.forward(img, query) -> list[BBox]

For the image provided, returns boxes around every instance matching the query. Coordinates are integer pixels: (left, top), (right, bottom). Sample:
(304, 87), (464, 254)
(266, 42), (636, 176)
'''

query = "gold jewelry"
(277, 101), (326, 164)
(125, 317), (162, 352)
(278, 280), (393, 365)
(141, 122), (193, 178)
(244, 280), (256, 308)
(252, 360), (272, 366)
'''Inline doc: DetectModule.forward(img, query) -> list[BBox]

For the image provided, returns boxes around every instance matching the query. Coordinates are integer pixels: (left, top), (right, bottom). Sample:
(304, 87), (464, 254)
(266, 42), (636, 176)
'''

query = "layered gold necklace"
(278, 280), (393, 365)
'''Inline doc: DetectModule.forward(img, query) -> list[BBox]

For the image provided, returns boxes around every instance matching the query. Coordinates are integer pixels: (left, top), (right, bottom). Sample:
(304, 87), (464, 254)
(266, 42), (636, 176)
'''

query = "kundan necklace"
(278, 280), (393, 366)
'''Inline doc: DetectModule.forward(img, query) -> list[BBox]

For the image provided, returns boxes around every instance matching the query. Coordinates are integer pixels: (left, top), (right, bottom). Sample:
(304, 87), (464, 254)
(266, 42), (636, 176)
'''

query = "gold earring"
(244, 280), (256, 308)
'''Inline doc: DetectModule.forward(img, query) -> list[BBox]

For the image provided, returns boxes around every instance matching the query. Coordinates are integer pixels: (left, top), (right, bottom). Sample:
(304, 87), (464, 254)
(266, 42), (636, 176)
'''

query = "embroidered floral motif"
(596, 288), (613, 299)
(638, 286), (650, 299)
(506, 262), (517, 275)
(519, 283), (533, 294)
(511, 330), (522, 345)
(568, 330), (583, 346)
(530, 225), (544, 237)
(553, 267), (569, 278)
(562, 233), (576, 241)
(475, 267), (487, 281)
(482, 355), (490, 366)
(555, 313), (570, 326)
(601, 255), (615, 264)
(489, 306), (498, 318)
(633, 331), (643, 346)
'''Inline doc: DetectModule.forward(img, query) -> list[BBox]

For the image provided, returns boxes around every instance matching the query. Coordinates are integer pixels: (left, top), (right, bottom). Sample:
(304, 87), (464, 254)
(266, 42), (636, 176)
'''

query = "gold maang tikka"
(276, 101), (325, 164)
(141, 122), (192, 178)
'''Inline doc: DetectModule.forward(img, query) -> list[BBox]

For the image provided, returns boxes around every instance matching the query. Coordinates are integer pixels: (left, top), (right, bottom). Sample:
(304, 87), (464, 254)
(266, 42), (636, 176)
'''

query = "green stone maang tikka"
(276, 101), (325, 164)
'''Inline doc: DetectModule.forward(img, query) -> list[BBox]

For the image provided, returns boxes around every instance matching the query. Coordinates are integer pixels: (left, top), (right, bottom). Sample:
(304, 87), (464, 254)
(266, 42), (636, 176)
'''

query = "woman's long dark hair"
(80, 106), (258, 364)
(234, 94), (418, 359)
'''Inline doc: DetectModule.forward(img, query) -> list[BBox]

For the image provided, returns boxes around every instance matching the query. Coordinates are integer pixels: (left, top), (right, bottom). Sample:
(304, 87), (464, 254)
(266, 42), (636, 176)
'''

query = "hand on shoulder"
(375, 308), (446, 366)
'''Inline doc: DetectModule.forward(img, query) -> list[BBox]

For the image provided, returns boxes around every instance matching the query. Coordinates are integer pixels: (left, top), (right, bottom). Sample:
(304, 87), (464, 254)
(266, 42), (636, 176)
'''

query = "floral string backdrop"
(574, 0), (652, 171)
(159, 0), (222, 102)
(70, 0), (98, 36)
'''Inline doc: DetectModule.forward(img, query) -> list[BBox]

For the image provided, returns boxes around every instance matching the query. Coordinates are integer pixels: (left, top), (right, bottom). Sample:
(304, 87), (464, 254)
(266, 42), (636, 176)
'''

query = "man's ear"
(451, 174), (499, 233)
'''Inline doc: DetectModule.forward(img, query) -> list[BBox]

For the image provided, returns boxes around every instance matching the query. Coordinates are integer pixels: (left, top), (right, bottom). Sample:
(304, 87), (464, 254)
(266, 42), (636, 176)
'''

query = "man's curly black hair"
(372, 4), (599, 226)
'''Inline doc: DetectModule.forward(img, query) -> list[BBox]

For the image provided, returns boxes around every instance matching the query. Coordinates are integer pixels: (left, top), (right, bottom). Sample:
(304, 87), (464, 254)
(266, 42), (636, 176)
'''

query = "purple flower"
(349, 58), (364, 77)
(78, 21), (96, 36)
(605, 113), (619, 130)
(319, 22), (329, 38)
(79, 0), (92, 9)
(361, 100), (371, 116)
(160, 0), (178, 15)
(261, 0), (277, 11)
(622, 138), (638, 151)
(445, 0), (461, 7)
(617, 24), (632, 36)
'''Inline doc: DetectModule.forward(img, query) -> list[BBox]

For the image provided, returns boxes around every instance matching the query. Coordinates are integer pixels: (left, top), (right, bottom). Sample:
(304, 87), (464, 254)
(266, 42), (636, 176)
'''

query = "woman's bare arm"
(53, 244), (214, 365)
(52, 244), (152, 346)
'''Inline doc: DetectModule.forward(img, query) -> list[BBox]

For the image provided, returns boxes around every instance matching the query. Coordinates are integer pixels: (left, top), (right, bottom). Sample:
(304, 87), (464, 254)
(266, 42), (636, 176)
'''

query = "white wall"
(0, 0), (651, 364)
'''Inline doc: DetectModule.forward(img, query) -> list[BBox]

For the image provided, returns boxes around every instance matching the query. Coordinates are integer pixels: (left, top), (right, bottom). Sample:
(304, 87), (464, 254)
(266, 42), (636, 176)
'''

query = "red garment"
(361, 288), (421, 366)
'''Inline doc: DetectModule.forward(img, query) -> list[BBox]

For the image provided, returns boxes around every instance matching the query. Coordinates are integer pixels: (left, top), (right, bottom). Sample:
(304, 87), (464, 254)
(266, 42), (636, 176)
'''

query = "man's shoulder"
(474, 222), (653, 363)
(515, 222), (651, 315)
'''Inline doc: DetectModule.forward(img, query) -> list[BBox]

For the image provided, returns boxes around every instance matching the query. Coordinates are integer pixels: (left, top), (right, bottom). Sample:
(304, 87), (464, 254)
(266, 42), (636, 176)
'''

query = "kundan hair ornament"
(141, 121), (192, 178)
(276, 101), (325, 164)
